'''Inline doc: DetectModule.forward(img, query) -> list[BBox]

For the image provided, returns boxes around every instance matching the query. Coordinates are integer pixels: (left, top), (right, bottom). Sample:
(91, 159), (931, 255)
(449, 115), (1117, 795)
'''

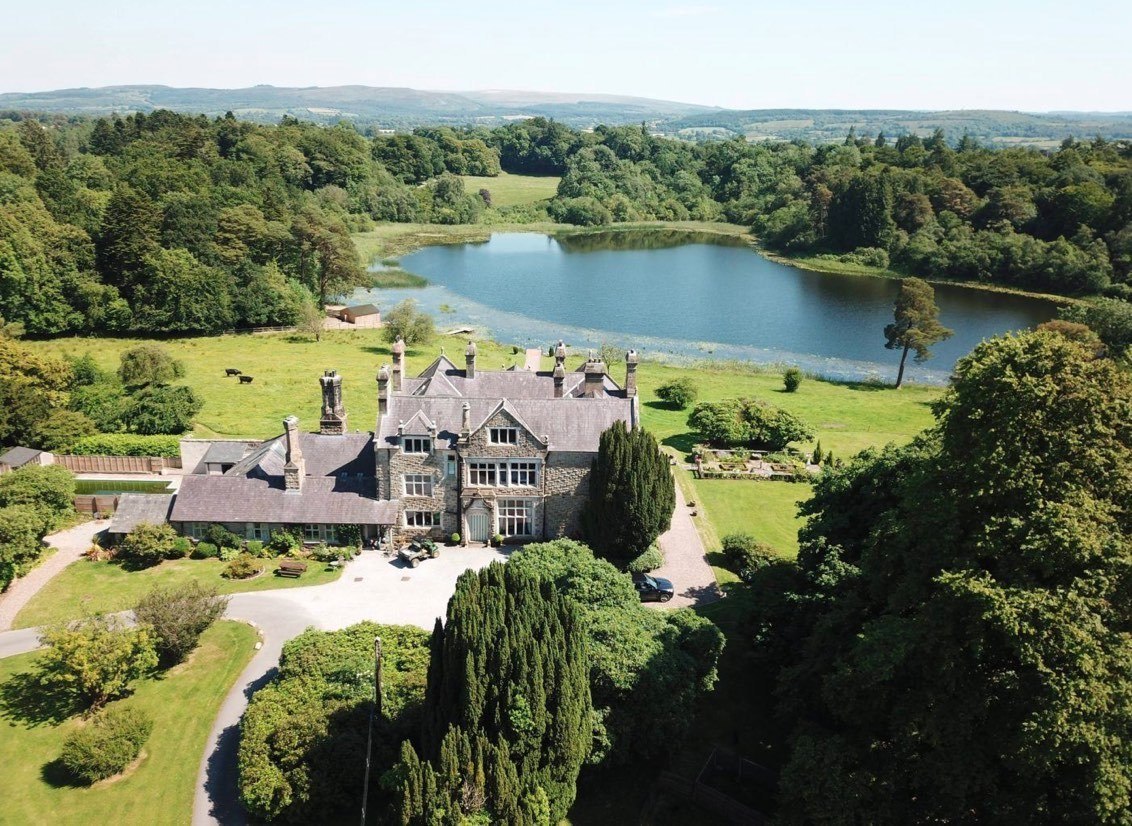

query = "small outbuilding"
(106, 493), (175, 541)
(0, 446), (53, 474)
(338, 304), (381, 324)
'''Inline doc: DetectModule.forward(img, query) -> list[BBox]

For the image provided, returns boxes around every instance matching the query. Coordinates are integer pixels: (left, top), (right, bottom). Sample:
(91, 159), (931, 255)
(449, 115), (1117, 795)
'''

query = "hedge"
(60, 706), (153, 783)
(69, 434), (182, 458)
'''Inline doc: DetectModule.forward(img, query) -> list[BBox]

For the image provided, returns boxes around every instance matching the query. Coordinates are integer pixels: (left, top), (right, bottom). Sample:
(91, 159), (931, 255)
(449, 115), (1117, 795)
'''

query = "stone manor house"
(111, 340), (640, 546)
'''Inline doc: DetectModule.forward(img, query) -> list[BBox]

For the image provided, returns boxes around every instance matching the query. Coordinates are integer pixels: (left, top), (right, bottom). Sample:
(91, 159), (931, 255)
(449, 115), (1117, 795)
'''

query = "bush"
(116, 522), (179, 568)
(168, 536), (193, 559)
(118, 345), (185, 387)
(203, 523), (242, 549)
(783, 367), (803, 392)
(0, 464), (75, 524)
(218, 545), (242, 562)
(69, 434), (181, 458)
(245, 540), (265, 558)
(222, 554), (261, 580)
(655, 377), (699, 409)
(37, 616), (158, 708)
(626, 544), (664, 573)
(267, 527), (302, 555)
(135, 581), (229, 666)
(334, 524), (362, 548)
(60, 706), (153, 783)
(689, 398), (814, 450)
(840, 246), (890, 268)
(450, 533), (461, 545)
(0, 504), (52, 588)
(191, 542), (218, 560)
(720, 533), (778, 582)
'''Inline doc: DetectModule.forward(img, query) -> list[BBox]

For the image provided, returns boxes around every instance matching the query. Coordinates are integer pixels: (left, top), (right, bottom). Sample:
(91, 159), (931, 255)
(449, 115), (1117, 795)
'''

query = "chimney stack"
(376, 364), (390, 417)
(624, 350), (639, 399)
(465, 340), (477, 380)
(283, 416), (305, 491)
(391, 337), (405, 392)
(553, 362), (566, 398)
(554, 339), (567, 367)
(583, 351), (606, 398)
(319, 370), (347, 434)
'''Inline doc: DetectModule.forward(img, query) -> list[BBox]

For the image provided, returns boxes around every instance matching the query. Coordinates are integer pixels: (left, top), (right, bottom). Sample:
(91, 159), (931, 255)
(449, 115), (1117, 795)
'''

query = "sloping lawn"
(14, 558), (340, 629)
(693, 479), (810, 558)
(459, 172), (561, 207)
(0, 621), (256, 825)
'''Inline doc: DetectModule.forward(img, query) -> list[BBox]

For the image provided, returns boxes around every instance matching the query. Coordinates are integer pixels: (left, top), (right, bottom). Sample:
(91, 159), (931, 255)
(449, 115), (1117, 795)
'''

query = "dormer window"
(403, 437), (431, 454)
(490, 427), (518, 445)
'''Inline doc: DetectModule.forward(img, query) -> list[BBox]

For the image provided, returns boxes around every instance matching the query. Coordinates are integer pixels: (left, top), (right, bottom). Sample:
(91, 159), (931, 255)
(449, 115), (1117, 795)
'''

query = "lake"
(350, 230), (1061, 384)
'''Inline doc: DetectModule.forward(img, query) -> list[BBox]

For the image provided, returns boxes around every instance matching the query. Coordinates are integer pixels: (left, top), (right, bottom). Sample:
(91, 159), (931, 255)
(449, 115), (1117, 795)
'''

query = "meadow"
(459, 171), (560, 207)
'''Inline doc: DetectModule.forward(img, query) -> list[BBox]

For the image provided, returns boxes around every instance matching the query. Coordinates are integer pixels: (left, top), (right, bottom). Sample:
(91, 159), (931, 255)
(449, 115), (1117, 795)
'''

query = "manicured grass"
(14, 557), (341, 629)
(0, 621), (256, 825)
(637, 363), (939, 558)
(459, 171), (560, 207)
(694, 480), (811, 557)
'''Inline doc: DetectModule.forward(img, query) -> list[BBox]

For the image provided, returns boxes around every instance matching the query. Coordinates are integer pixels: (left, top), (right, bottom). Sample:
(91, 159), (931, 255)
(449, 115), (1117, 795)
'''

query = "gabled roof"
(400, 409), (435, 434)
(0, 446), (43, 468)
(469, 399), (542, 444)
(412, 371), (462, 397)
(108, 493), (174, 535)
(418, 354), (460, 378)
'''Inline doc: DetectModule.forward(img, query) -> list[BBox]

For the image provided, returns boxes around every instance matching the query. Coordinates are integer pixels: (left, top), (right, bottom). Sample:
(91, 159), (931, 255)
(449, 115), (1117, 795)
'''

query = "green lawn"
(14, 557), (341, 629)
(0, 621), (256, 825)
(459, 171), (560, 207)
(636, 362), (940, 558)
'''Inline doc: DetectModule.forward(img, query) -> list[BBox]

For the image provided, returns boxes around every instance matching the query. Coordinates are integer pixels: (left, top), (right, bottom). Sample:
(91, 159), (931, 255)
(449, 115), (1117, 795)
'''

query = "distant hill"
(664, 108), (1132, 146)
(2, 85), (1131, 144)
(0, 84), (718, 129)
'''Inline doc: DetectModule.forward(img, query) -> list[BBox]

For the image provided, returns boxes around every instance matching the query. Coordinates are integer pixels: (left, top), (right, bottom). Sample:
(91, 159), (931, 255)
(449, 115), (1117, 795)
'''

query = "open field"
(0, 621), (256, 825)
(14, 557), (342, 629)
(460, 171), (560, 207)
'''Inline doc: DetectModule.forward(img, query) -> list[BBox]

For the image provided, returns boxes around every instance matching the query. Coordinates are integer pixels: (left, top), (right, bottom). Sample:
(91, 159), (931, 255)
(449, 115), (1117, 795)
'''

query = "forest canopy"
(1, 112), (1130, 338)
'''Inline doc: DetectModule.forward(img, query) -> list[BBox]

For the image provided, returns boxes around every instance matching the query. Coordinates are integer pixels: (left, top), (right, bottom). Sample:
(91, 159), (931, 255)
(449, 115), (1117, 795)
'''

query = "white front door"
(467, 506), (490, 543)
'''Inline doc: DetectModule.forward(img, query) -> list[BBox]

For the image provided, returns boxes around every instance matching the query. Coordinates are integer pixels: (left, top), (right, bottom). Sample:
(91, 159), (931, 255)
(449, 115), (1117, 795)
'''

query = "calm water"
(350, 231), (1060, 384)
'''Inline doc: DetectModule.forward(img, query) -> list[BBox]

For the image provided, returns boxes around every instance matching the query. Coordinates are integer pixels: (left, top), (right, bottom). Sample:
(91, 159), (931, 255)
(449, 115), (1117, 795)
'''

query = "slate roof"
(404, 357), (623, 399)
(108, 494), (174, 535)
(170, 432), (394, 525)
(0, 446), (44, 468)
(201, 442), (249, 464)
(378, 396), (633, 452)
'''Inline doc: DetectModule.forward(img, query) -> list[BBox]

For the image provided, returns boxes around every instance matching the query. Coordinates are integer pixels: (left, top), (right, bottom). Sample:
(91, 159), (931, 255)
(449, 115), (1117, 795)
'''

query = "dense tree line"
(746, 330), (1132, 822)
(4, 112), (1131, 337)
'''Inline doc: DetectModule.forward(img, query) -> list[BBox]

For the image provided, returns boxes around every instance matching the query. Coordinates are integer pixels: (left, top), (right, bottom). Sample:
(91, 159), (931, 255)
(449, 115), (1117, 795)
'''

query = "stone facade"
(374, 344), (638, 546)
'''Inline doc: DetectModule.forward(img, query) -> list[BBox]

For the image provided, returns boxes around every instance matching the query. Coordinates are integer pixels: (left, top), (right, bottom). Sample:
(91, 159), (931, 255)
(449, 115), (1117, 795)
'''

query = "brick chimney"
(465, 340), (477, 379)
(583, 351), (606, 398)
(624, 350), (639, 398)
(553, 362), (566, 398)
(391, 337), (405, 392)
(283, 416), (304, 491)
(319, 370), (347, 434)
(376, 364), (390, 417)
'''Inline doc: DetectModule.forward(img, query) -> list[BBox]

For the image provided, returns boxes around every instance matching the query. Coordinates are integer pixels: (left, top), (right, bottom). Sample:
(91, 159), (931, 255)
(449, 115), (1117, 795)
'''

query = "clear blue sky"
(4, 0), (1130, 111)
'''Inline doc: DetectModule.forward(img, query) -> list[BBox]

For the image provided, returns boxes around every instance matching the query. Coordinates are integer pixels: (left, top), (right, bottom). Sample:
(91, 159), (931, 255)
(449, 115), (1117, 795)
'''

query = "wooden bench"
(238, 375), (254, 384)
(225, 368), (242, 377)
(275, 560), (307, 578)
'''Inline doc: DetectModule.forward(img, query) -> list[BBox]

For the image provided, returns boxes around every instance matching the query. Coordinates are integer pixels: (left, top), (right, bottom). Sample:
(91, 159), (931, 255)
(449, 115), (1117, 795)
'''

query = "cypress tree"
(400, 563), (591, 824)
(582, 421), (675, 565)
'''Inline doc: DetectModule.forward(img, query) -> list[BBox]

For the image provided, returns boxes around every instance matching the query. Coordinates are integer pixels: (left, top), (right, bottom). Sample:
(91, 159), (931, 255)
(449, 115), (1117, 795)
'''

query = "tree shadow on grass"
(0, 670), (80, 727)
(661, 432), (698, 460)
(40, 758), (84, 788)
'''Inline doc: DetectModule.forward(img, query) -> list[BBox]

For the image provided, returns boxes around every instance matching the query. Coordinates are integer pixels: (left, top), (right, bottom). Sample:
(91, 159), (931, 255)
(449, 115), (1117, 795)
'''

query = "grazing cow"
(239, 375), (254, 384)
(225, 368), (242, 377)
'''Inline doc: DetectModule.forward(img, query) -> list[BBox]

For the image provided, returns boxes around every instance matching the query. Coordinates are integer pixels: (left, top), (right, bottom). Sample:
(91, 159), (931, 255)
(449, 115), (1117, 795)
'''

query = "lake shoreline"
(353, 221), (1075, 306)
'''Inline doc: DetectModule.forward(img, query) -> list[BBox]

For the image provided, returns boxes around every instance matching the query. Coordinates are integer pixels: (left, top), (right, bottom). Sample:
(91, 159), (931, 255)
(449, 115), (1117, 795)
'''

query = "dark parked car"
(633, 573), (674, 603)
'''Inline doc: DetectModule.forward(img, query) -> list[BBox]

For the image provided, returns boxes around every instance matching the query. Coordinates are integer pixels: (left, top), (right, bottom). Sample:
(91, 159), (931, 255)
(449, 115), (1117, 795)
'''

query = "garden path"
(0, 520), (106, 632)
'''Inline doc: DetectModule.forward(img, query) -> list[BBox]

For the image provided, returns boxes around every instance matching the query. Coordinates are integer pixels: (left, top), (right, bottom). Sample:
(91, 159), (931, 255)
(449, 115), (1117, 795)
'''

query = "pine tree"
(581, 421), (675, 565)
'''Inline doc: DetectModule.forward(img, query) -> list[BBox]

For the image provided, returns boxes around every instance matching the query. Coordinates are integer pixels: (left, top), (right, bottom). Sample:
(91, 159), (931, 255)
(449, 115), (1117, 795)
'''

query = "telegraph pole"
(360, 636), (382, 825)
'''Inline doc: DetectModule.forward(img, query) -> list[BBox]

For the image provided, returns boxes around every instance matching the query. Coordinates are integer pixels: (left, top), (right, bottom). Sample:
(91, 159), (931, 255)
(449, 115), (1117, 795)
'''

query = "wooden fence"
(55, 455), (179, 474)
(74, 494), (119, 516)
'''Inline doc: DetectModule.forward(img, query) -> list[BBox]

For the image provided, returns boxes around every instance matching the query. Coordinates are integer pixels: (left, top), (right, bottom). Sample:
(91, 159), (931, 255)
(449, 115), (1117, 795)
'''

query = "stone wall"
(381, 442), (456, 539)
(543, 451), (592, 538)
